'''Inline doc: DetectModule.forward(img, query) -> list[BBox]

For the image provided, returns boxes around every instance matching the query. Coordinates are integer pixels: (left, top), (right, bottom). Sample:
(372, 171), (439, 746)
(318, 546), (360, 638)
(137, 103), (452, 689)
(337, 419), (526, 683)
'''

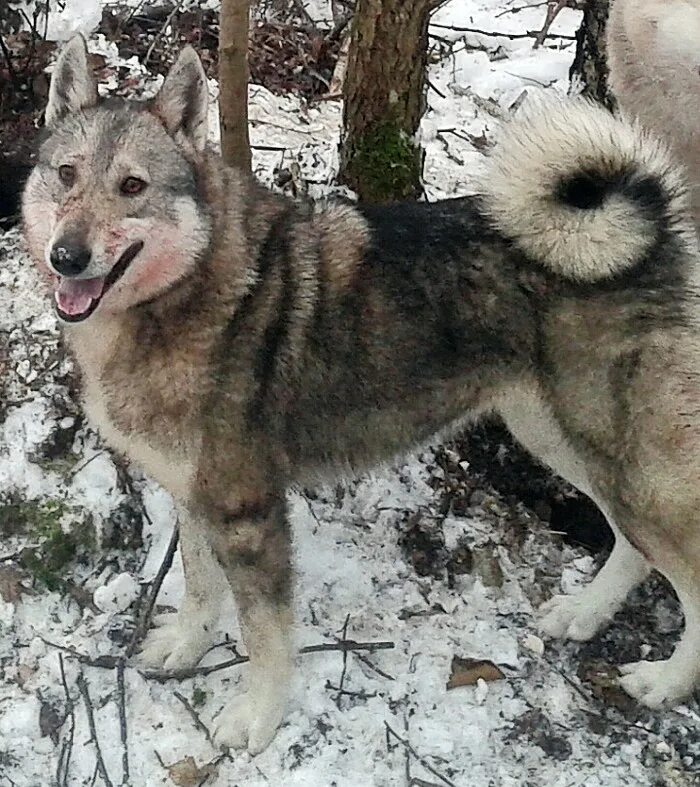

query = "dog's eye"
(120, 177), (148, 196)
(58, 165), (76, 188)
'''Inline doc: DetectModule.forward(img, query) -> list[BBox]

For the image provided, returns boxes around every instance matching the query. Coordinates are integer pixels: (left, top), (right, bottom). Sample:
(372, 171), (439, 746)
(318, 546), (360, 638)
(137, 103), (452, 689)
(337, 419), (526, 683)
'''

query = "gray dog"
(22, 36), (700, 753)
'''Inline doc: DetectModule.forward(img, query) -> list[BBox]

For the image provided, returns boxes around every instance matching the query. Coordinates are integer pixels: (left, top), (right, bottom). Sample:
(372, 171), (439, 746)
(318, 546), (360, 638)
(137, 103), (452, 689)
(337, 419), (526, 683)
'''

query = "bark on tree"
(569, 0), (615, 109)
(219, 0), (252, 172)
(339, 0), (445, 203)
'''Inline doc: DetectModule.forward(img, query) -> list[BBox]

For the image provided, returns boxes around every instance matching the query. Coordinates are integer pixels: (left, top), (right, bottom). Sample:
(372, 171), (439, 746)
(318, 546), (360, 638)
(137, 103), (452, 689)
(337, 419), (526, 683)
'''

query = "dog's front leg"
(205, 493), (294, 754)
(140, 510), (226, 670)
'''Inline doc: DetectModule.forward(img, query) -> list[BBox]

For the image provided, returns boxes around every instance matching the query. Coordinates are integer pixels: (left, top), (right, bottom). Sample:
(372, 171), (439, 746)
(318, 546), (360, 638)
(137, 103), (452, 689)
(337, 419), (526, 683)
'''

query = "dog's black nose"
(49, 241), (92, 276)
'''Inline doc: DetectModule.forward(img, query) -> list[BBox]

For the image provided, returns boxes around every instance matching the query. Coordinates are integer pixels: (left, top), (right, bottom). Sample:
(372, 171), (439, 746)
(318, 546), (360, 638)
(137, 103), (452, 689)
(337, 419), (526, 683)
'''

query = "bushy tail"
(480, 96), (694, 282)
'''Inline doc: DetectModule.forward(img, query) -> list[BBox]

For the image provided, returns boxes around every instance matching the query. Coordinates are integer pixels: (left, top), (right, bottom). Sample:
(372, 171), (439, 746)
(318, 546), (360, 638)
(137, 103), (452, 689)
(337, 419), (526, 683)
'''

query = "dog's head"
(23, 36), (212, 324)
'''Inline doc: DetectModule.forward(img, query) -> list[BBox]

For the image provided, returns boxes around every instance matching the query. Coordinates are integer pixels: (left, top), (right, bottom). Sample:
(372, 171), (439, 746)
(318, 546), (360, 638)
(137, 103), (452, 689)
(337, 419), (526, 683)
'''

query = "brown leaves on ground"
(167, 756), (218, 787)
(446, 656), (506, 690)
(0, 565), (29, 603)
(167, 757), (218, 787)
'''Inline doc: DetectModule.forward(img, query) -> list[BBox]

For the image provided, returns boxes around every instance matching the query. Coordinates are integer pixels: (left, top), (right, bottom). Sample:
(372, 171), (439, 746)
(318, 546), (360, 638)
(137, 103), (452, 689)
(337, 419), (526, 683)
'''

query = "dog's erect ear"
(152, 47), (209, 152)
(45, 35), (98, 126)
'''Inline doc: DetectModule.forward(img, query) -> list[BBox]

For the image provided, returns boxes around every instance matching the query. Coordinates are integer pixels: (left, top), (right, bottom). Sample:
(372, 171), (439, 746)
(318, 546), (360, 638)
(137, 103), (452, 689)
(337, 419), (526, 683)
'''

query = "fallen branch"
(142, 639), (394, 682)
(430, 22), (576, 41)
(40, 637), (124, 669)
(117, 659), (129, 785)
(56, 654), (75, 787)
(174, 690), (214, 745)
(126, 523), (180, 658)
(385, 722), (457, 787)
(332, 614), (351, 708)
(77, 670), (115, 787)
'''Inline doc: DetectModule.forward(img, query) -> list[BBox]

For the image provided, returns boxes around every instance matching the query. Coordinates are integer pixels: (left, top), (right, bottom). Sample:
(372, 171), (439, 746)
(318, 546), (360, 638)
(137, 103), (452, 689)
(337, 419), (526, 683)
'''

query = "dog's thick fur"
(607, 0), (700, 233)
(22, 37), (700, 753)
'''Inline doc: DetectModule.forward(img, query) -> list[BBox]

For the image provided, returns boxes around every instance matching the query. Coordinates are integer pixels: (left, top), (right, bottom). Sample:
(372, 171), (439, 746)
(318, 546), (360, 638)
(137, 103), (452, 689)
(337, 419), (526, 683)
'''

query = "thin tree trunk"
(569, 0), (615, 109)
(219, 0), (252, 172)
(339, 0), (444, 203)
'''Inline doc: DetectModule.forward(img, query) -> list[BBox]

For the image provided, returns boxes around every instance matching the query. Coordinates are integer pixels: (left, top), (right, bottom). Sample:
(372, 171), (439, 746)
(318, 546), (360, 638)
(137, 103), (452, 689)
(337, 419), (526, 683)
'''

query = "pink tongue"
(55, 277), (105, 316)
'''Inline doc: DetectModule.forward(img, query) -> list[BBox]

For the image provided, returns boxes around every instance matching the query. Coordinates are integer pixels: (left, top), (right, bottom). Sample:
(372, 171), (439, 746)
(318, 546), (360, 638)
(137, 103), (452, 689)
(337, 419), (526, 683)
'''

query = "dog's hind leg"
(615, 512), (700, 707)
(619, 580), (700, 707)
(140, 511), (226, 669)
(205, 494), (294, 755)
(540, 523), (650, 641)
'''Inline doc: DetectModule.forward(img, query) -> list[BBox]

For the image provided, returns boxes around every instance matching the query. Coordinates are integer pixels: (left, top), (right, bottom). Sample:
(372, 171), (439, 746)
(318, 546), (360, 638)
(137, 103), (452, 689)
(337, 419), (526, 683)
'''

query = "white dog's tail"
(481, 97), (694, 282)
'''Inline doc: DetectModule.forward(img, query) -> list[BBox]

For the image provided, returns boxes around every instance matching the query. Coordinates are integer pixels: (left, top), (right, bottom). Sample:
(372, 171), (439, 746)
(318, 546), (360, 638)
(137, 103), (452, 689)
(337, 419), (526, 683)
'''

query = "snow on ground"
(1, 1), (700, 786)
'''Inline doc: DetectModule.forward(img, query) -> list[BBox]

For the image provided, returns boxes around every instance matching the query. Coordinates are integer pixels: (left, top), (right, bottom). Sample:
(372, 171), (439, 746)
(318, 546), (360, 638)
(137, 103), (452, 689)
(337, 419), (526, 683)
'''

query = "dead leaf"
(39, 699), (62, 743)
(0, 566), (28, 603)
(446, 656), (505, 690)
(167, 756), (217, 787)
(16, 663), (35, 688)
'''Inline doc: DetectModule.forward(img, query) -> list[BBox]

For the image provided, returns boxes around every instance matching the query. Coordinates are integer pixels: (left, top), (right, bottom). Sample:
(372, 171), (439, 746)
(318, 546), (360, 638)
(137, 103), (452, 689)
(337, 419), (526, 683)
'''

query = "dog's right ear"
(45, 35), (98, 126)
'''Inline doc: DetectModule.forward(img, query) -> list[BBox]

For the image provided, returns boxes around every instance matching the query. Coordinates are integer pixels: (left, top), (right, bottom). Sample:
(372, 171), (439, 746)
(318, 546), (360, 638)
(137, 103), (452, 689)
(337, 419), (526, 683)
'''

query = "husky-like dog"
(608, 0), (700, 233)
(22, 36), (700, 753)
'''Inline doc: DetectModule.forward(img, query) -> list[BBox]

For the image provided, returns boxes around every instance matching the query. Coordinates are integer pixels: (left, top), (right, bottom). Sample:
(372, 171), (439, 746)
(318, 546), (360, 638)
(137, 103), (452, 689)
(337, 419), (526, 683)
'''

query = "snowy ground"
(1, 1), (700, 786)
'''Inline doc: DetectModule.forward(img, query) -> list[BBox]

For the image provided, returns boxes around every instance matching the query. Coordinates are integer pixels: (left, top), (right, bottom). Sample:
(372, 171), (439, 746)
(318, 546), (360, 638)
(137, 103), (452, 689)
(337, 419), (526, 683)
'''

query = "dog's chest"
(70, 326), (197, 500)
(82, 377), (195, 499)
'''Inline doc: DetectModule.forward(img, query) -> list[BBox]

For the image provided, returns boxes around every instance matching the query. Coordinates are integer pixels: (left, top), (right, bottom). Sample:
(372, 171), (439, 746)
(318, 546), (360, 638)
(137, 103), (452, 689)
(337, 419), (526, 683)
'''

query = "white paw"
(213, 691), (285, 755)
(618, 659), (695, 708)
(139, 613), (219, 670)
(539, 593), (610, 642)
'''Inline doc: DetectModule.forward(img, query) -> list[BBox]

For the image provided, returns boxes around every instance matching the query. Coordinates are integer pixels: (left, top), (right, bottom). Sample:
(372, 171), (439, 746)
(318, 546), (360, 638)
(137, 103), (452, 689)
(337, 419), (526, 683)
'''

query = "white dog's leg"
(540, 526), (650, 641)
(140, 514), (225, 670)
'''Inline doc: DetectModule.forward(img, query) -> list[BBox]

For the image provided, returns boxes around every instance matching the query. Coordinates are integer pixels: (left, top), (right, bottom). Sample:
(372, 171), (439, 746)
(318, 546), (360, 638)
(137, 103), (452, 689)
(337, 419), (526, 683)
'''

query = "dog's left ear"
(153, 47), (209, 152)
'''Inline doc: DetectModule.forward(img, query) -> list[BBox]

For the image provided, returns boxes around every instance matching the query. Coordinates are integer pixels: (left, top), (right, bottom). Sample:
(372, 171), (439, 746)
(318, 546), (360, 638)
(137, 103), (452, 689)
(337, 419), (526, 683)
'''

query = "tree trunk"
(339, 0), (441, 203)
(569, 0), (615, 109)
(219, 0), (252, 172)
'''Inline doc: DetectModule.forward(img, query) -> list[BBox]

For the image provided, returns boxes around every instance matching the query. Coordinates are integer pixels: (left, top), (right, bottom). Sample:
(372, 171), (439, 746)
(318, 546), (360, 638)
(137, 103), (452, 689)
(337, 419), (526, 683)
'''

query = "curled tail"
(481, 96), (694, 282)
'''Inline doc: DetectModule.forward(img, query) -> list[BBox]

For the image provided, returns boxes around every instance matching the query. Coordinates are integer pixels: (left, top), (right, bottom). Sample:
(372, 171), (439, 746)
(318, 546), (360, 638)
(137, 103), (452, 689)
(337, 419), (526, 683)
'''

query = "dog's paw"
(539, 593), (610, 642)
(213, 691), (285, 755)
(139, 613), (218, 671)
(618, 659), (695, 708)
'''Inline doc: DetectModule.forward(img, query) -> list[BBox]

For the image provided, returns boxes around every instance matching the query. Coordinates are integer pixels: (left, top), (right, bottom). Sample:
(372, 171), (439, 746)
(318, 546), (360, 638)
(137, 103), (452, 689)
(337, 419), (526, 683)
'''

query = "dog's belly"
(82, 378), (194, 501)
(495, 384), (596, 500)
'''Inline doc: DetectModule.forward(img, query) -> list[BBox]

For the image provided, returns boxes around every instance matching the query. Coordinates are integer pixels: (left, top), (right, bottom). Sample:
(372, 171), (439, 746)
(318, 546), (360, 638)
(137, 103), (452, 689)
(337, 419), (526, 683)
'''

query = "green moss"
(12, 499), (93, 591)
(346, 123), (422, 203)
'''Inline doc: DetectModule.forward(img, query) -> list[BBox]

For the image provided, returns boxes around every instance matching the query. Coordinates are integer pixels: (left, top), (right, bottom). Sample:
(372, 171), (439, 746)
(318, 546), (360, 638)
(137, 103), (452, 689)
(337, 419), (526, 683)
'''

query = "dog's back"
(608, 0), (700, 231)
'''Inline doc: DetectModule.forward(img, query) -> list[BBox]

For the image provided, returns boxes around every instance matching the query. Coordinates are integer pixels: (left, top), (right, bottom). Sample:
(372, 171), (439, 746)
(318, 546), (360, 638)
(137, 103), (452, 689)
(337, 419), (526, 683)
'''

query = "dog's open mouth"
(53, 241), (144, 323)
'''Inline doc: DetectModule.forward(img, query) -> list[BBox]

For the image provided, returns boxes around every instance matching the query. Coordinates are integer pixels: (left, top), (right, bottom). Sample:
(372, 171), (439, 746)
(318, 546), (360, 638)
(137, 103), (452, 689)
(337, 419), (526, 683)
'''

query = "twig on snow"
(385, 722), (457, 787)
(117, 659), (130, 785)
(353, 649), (395, 681)
(56, 654), (75, 787)
(496, 0), (549, 16)
(173, 690), (214, 746)
(430, 22), (576, 41)
(126, 522), (180, 658)
(77, 670), (115, 787)
(40, 637), (124, 669)
(142, 638), (395, 682)
(332, 614), (352, 707)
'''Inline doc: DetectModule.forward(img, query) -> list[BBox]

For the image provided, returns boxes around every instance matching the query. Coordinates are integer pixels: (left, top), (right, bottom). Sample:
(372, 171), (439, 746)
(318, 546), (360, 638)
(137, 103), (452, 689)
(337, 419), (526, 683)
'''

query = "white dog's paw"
(139, 613), (219, 670)
(213, 691), (285, 755)
(618, 659), (695, 708)
(539, 593), (611, 642)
